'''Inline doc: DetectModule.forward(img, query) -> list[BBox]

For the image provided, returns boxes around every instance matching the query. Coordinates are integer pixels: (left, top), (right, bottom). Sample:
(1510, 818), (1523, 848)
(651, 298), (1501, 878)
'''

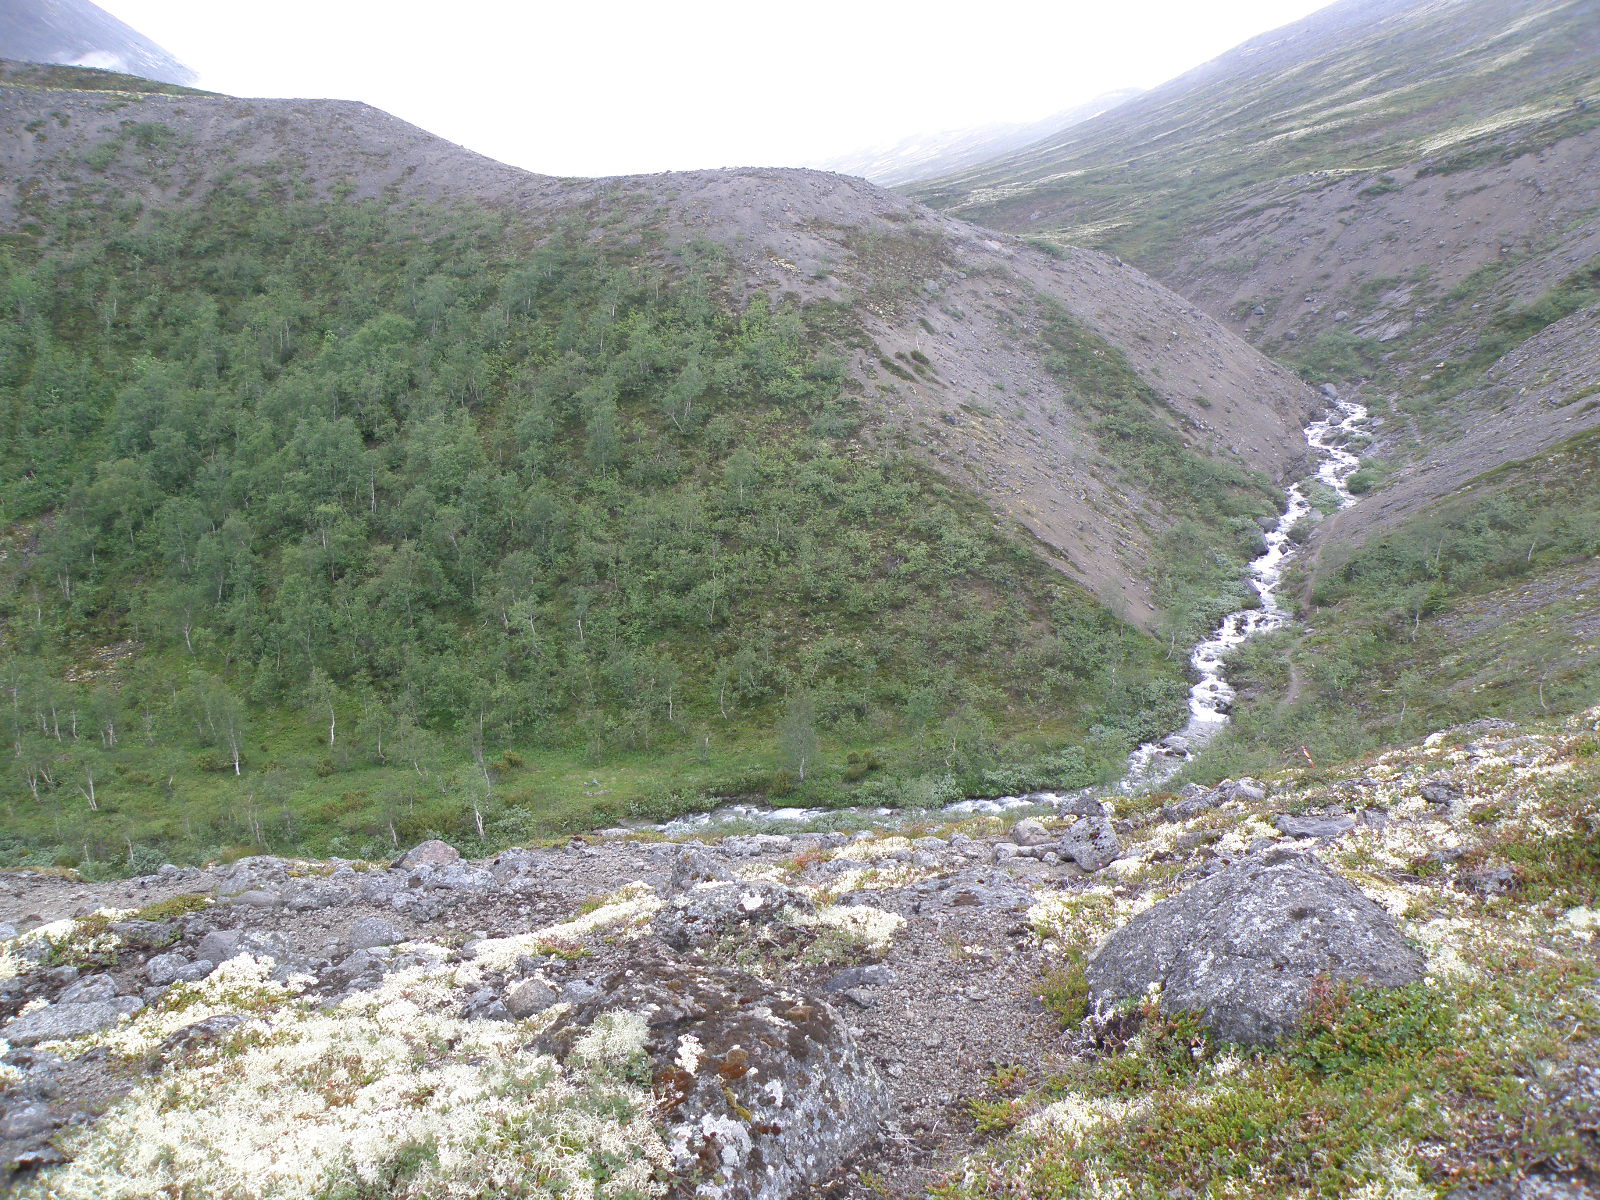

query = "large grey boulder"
(1059, 816), (1121, 872)
(538, 956), (885, 1200)
(1085, 850), (1424, 1044)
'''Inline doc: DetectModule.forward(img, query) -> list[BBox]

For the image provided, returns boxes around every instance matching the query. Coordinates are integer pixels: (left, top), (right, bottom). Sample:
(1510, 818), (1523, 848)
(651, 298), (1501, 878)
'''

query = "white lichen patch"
(790, 903), (904, 952)
(0, 909), (133, 980)
(1020, 1091), (1147, 1140)
(20, 954), (668, 1200)
(53, 955), (304, 1061)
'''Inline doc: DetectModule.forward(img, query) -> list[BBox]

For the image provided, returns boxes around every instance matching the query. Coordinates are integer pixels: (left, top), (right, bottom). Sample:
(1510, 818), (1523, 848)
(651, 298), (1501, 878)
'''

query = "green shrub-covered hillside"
(0, 183), (1192, 871)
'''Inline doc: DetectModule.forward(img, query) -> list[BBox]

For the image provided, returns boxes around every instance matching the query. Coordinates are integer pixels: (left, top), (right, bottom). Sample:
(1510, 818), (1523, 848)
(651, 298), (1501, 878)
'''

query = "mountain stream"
(656, 396), (1370, 832)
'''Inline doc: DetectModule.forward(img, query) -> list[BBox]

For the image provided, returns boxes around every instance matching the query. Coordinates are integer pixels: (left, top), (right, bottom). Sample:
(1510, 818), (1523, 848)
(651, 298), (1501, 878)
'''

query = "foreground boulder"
(1085, 850), (1424, 1044)
(539, 956), (885, 1200)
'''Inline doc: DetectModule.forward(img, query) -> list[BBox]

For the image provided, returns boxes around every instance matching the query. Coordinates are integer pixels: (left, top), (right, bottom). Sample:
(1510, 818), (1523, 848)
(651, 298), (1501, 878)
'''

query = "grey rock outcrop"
(539, 956), (885, 1200)
(1085, 850), (1424, 1044)
(654, 880), (813, 951)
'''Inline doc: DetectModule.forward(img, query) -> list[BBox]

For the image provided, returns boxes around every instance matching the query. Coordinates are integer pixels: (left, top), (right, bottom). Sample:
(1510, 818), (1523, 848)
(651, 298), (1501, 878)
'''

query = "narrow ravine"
(659, 396), (1371, 832)
(1121, 393), (1371, 789)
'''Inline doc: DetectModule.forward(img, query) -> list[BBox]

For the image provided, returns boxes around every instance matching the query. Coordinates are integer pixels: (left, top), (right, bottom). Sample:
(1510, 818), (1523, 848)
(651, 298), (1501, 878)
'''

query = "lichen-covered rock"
(654, 881), (813, 951)
(1059, 816), (1121, 872)
(1085, 849), (1424, 1044)
(538, 955), (885, 1200)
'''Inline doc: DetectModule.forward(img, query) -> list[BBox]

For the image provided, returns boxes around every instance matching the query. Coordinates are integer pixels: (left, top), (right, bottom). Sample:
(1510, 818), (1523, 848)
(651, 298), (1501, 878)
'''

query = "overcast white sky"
(97, 0), (1333, 178)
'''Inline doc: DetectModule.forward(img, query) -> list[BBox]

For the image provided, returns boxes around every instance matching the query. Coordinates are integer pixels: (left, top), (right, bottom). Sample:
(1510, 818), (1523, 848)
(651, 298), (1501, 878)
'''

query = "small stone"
(822, 965), (897, 992)
(1009, 819), (1051, 847)
(232, 889), (283, 908)
(1274, 814), (1356, 839)
(992, 842), (1020, 862)
(505, 978), (558, 1019)
(838, 987), (877, 1010)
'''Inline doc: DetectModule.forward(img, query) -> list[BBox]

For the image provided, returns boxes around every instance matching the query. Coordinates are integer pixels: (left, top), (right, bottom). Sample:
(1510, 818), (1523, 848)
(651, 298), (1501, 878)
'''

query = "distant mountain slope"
(910, 0), (1600, 555)
(809, 90), (1141, 187)
(0, 0), (194, 86)
(912, 0), (1600, 265)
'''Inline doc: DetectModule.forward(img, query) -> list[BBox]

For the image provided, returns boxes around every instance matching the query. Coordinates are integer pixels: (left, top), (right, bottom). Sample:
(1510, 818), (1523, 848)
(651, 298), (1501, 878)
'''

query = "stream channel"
(656, 396), (1371, 833)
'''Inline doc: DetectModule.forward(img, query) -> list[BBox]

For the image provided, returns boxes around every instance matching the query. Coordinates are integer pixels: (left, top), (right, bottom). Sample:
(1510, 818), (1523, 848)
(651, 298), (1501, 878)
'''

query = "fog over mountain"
(0, 0), (193, 85)
(808, 89), (1144, 187)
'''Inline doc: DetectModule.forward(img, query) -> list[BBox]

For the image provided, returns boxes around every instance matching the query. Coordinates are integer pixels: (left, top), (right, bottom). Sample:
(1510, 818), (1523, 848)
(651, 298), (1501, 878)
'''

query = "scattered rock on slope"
(1085, 849), (1424, 1043)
